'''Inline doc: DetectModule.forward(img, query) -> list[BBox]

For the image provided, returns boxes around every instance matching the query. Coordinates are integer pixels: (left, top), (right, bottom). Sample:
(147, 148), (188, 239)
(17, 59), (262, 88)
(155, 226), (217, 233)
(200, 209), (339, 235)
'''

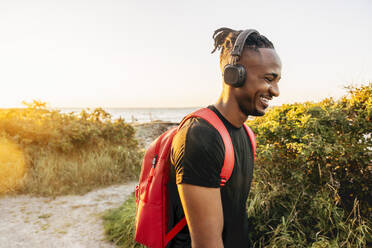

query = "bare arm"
(177, 183), (224, 248)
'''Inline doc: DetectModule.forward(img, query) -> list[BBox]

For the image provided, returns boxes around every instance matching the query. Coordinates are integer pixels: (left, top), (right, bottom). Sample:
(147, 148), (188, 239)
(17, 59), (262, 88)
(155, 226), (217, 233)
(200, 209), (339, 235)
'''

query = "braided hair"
(211, 27), (274, 66)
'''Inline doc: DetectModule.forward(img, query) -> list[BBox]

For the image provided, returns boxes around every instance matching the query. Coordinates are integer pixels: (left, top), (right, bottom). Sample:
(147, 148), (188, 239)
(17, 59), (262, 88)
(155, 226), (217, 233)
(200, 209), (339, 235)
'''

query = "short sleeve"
(170, 118), (225, 188)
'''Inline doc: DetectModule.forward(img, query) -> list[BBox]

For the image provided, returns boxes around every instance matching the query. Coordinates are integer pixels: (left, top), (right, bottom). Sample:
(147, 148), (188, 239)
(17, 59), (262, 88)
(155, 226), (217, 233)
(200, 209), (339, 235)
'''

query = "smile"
(259, 96), (270, 108)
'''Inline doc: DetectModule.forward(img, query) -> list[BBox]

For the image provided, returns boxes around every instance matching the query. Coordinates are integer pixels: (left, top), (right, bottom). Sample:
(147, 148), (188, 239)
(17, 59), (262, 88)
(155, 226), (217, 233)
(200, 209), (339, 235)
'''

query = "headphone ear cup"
(223, 64), (246, 88)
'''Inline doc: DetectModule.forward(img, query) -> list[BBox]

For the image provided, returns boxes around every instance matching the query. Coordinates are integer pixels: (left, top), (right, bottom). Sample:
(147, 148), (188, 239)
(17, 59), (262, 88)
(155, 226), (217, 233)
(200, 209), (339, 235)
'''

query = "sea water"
(58, 107), (200, 123)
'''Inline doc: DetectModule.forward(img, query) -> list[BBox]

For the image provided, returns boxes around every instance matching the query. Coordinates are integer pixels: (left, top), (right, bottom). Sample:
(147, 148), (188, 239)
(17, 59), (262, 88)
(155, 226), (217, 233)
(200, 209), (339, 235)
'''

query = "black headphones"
(223, 29), (259, 88)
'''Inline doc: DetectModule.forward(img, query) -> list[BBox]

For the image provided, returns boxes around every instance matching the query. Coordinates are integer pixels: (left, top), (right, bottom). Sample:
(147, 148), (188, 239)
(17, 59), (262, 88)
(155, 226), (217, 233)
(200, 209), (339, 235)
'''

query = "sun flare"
(0, 136), (26, 193)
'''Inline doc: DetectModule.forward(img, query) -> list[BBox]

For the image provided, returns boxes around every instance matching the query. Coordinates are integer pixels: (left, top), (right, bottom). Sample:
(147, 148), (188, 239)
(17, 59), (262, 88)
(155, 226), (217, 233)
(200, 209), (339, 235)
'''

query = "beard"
(238, 101), (265, 117)
(250, 109), (265, 116)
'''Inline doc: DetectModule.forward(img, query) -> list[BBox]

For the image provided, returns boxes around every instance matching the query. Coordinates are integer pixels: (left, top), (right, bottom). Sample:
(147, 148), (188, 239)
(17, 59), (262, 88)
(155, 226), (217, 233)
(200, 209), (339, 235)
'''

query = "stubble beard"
(238, 100), (265, 117)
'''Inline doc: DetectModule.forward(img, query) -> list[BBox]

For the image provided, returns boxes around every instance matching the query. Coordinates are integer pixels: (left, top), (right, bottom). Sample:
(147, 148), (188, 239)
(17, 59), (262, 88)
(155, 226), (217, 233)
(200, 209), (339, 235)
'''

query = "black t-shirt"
(167, 105), (254, 248)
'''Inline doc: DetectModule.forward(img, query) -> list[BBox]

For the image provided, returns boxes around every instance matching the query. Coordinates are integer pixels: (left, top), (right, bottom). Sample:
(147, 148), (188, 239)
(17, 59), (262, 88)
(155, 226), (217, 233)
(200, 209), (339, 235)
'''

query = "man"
(167, 27), (282, 247)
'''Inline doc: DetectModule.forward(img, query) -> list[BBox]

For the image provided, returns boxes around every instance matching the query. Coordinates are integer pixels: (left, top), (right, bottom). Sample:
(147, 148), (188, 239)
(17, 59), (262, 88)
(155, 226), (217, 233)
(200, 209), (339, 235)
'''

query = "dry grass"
(17, 146), (141, 196)
(0, 102), (143, 196)
(0, 136), (26, 193)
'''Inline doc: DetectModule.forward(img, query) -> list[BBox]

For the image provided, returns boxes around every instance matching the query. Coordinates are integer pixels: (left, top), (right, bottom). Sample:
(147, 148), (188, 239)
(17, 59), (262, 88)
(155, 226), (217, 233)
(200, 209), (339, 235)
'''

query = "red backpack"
(134, 108), (256, 248)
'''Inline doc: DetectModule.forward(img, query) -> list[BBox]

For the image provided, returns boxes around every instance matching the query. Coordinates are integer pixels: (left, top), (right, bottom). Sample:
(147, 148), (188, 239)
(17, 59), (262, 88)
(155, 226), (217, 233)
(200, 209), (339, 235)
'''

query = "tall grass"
(103, 193), (144, 248)
(0, 136), (26, 193)
(246, 172), (370, 247)
(0, 101), (143, 196)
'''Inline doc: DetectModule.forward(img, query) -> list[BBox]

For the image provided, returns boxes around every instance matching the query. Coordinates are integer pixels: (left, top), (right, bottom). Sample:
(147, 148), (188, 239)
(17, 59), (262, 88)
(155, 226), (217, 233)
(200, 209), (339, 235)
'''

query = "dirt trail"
(0, 182), (137, 248)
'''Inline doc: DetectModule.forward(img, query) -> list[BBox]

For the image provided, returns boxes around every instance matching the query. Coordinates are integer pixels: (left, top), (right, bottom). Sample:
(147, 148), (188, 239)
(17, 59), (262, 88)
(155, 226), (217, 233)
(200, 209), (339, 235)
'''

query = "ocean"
(58, 107), (201, 123)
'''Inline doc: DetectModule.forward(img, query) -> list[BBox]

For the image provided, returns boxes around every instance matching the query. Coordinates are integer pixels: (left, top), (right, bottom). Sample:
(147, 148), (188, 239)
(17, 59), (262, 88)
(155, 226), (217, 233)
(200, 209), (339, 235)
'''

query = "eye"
(264, 77), (273, 82)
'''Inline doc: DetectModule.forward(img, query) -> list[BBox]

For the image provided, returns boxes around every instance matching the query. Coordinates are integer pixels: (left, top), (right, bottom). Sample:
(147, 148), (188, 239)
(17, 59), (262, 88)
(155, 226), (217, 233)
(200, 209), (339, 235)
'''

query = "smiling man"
(167, 28), (282, 247)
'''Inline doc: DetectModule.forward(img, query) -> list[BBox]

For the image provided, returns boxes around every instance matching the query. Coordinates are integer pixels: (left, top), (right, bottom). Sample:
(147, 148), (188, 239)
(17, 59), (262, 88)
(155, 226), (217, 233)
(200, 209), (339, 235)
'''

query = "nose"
(269, 83), (280, 97)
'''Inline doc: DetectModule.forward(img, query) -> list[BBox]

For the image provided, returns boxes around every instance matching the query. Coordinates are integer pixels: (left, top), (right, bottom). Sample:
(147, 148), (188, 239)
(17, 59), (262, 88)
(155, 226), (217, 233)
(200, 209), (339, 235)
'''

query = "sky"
(0, 0), (371, 108)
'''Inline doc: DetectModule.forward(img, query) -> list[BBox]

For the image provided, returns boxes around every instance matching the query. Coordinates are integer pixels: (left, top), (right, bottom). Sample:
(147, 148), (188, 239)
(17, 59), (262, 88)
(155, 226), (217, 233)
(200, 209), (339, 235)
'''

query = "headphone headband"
(230, 29), (259, 58)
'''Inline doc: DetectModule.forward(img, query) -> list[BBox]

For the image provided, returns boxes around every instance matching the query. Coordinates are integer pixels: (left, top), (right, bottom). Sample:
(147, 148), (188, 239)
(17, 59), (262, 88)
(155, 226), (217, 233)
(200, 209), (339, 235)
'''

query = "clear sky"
(0, 0), (371, 108)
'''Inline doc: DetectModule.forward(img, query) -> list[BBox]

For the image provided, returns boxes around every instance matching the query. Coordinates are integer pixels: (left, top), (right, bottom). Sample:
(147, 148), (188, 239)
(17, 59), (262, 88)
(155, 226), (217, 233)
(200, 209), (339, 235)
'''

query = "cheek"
(240, 80), (261, 98)
(251, 79), (269, 95)
(234, 86), (256, 104)
(244, 73), (262, 90)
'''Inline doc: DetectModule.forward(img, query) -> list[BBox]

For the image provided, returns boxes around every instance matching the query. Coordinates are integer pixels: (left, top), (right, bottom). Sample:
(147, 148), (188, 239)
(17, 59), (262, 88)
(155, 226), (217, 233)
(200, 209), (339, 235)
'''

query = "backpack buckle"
(220, 177), (227, 186)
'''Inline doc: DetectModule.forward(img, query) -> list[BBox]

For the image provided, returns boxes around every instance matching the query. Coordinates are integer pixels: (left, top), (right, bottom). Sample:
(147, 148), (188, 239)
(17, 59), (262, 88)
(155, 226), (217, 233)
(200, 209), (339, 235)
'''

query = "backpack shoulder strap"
(243, 123), (256, 160)
(179, 108), (234, 186)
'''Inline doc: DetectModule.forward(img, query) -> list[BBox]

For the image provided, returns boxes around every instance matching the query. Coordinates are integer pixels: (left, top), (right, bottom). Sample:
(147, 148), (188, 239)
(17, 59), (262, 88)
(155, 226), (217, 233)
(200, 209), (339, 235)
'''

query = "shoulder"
(173, 117), (223, 150)
(170, 117), (225, 187)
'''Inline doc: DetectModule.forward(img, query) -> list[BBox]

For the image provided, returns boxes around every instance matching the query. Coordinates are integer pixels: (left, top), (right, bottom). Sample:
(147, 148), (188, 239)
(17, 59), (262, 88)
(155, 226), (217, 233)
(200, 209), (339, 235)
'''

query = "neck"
(214, 89), (248, 128)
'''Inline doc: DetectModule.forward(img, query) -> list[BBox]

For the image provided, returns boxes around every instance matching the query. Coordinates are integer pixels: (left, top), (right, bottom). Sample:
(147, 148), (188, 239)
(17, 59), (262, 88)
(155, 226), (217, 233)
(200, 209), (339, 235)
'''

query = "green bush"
(0, 103), (138, 154)
(248, 84), (371, 217)
(246, 83), (371, 247)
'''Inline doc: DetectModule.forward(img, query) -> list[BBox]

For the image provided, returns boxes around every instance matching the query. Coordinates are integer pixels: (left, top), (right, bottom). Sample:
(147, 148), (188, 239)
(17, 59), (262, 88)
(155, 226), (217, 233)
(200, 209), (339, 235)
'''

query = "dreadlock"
(211, 27), (274, 66)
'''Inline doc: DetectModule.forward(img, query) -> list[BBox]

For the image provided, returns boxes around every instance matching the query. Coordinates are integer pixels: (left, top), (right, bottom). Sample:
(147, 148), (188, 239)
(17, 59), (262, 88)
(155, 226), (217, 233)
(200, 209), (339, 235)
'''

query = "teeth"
(260, 97), (269, 104)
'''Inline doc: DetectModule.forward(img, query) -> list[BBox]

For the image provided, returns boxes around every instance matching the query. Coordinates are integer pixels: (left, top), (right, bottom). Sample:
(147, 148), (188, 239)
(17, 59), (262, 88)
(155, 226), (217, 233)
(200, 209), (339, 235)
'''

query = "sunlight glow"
(0, 136), (26, 193)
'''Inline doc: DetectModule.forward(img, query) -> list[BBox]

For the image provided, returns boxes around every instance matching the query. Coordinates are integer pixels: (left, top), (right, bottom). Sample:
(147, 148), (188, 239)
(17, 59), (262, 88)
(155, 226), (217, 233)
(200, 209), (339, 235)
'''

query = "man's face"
(232, 48), (282, 116)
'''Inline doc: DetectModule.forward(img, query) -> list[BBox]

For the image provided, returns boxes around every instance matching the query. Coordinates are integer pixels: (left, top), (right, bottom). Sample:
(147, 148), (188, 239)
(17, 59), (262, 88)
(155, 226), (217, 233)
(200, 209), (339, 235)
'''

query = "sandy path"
(0, 181), (137, 248)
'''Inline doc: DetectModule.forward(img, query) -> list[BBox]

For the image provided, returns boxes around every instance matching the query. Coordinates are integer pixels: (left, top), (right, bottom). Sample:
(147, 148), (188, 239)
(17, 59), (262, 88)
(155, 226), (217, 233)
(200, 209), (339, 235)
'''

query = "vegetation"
(0, 100), (143, 196)
(245, 83), (371, 247)
(103, 192), (143, 248)
(103, 83), (371, 247)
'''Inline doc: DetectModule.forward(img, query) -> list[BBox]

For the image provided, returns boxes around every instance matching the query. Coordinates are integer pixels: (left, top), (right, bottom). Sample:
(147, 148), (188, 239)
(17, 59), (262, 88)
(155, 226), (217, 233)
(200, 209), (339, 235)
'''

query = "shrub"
(0, 103), (143, 196)
(246, 83), (371, 246)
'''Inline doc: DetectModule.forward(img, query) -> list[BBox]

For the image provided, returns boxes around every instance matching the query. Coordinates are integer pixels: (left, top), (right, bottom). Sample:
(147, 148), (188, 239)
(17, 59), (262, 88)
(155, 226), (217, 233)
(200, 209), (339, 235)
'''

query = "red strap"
(178, 108), (234, 186)
(164, 217), (187, 246)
